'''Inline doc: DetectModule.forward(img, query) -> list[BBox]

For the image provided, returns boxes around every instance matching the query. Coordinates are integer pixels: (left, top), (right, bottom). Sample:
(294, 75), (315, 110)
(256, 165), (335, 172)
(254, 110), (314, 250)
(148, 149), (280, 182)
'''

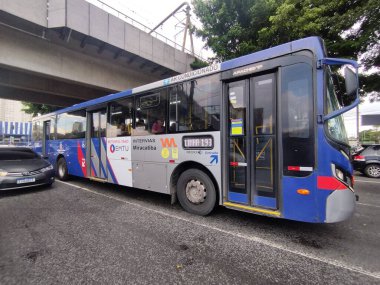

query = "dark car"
(0, 146), (55, 190)
(352, 144), (380, 178)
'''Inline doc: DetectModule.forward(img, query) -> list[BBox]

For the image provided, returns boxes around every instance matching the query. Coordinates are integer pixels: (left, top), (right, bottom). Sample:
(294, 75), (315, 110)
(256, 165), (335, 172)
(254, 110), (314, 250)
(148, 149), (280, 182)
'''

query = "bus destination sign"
(183, 135), (214, 150)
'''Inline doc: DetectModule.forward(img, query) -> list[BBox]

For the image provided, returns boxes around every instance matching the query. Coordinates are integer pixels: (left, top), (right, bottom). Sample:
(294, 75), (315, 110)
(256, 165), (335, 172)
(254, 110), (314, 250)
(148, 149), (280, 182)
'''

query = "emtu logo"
(110, 144), (116, 153)
(160, 138), (177, 148)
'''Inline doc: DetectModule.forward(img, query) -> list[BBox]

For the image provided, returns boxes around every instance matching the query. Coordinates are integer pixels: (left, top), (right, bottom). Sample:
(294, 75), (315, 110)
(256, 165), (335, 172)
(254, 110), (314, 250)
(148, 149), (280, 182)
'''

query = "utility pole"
(181, 5), (194, 55)
(149, 2), (195, 56)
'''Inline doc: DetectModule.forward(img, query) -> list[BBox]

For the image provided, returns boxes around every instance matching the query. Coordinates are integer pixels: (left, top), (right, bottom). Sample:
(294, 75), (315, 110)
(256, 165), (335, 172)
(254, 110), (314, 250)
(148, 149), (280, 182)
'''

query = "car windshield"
(0, 148), (40, 160)
(325, 70), (349, 145)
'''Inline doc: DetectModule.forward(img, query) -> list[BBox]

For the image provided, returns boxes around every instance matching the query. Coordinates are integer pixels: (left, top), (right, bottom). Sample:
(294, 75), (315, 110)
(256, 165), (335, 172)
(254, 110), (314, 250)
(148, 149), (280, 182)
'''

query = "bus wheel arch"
(171, 161), (219, 216)
(57, 155), (69, 181)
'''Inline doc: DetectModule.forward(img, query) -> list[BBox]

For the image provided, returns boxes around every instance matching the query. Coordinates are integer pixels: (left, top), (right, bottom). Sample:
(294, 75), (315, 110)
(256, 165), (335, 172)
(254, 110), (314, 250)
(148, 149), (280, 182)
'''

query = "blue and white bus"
(32, 37), (359, 223)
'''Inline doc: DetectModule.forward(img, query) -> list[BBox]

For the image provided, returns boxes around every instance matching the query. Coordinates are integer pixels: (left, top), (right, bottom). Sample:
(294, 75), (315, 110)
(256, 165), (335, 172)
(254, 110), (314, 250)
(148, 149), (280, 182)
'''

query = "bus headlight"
(335, 168), (345, 181)
(331, 163), (353, 190)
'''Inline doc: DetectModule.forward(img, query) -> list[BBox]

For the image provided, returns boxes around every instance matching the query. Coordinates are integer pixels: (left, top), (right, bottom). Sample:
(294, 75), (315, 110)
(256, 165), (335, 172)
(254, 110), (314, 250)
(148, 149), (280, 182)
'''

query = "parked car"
(0, 146), (55, 190)
(352, 144), (380, 178)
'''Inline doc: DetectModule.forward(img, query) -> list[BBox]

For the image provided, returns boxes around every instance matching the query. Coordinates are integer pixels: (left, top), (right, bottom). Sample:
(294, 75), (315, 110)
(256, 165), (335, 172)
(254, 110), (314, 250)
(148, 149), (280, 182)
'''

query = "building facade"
(0, 99), (33, 145)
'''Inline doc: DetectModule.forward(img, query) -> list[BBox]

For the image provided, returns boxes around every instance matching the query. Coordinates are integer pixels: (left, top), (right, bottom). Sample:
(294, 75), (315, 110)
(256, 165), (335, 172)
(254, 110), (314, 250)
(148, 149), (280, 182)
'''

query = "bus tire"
(57, 157), (69, 181)
(177, 169), (216, 216)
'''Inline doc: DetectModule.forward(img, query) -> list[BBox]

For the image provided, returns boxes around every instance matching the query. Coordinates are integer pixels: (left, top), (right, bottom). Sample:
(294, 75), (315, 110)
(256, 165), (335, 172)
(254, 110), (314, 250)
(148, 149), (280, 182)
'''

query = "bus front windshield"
(325, 71), (349, 145)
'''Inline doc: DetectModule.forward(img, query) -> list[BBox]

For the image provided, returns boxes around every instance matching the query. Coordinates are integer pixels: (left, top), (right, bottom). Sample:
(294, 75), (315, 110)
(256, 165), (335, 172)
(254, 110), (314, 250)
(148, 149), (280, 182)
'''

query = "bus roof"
(35, 36), (326, 120)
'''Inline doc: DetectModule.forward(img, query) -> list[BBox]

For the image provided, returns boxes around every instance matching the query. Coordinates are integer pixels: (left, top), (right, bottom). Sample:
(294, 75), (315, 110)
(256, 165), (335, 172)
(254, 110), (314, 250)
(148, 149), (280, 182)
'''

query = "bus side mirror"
(344, 66), (358, 99)
(321, 58), (360, 122)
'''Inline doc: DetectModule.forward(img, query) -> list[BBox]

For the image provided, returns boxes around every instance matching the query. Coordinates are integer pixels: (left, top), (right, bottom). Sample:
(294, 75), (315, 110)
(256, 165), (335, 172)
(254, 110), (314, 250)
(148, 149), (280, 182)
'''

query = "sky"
(88, 0), (379, 138)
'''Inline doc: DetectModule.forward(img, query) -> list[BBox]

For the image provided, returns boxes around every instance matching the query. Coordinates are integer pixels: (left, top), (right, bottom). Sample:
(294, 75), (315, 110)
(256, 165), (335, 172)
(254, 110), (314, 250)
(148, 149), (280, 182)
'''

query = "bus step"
(89, 177), (108, 183)
(223, 202), (281, 217)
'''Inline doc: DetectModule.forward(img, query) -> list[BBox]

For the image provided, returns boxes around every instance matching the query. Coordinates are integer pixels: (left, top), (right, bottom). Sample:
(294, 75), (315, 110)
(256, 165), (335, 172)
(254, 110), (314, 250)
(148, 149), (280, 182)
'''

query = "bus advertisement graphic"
(160, 137), (178, 160)
(107, 137), (132, 186)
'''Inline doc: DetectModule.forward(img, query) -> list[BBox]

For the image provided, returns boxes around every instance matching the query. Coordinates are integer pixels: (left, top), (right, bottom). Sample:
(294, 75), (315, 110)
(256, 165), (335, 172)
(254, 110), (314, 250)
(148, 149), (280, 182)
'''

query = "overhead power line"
(149, 2), (194, 56)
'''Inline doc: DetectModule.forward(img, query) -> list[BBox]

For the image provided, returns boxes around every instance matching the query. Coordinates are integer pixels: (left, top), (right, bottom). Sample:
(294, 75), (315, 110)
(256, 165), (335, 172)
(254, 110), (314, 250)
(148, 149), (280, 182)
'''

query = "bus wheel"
(177, 169), (216, 216)
(57, 158), (69, 181)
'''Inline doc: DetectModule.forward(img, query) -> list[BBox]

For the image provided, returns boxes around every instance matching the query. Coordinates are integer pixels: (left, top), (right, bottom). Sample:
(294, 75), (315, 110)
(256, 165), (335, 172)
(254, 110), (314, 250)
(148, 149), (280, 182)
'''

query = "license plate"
(17, 178), (36, 184)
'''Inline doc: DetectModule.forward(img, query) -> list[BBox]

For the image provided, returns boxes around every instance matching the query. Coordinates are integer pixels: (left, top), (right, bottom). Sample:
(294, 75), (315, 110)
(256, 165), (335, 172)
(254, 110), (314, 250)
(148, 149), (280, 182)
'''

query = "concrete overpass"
(0, 0), (196, 107)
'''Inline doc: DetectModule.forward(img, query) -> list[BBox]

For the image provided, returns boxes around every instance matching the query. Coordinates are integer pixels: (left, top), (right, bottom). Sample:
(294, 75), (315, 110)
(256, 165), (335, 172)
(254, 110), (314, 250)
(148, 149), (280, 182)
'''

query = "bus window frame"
(221, 52), (317, 207)
(322, 66), (351, 155)
(108, 98), (134, 137)
(167, 74), (222, 134)
(280, 62), (315, 177)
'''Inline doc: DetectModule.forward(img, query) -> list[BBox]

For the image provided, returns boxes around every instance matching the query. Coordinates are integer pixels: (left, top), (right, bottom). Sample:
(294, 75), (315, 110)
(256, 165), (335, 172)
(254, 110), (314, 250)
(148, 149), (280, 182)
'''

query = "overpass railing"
(87, 0), (205, 61)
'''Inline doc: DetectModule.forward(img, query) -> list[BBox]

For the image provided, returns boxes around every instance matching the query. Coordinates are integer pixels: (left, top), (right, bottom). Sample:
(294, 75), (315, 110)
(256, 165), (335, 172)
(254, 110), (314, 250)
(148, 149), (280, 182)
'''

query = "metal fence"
(88, 0), (205, 61)
(0, 121), (32, 146)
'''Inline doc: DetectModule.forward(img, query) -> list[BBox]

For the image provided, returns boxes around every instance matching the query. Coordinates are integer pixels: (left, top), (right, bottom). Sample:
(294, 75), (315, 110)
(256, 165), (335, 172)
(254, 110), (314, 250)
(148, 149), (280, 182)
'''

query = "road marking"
(357, 202), (380, 208)
(355, 179), (380, 184)
(57, 180), (380, 280)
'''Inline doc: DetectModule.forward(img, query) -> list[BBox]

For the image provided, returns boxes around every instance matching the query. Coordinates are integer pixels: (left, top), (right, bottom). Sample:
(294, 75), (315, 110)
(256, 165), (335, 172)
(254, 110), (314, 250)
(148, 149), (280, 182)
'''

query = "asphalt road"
(0, 175), (379, 284)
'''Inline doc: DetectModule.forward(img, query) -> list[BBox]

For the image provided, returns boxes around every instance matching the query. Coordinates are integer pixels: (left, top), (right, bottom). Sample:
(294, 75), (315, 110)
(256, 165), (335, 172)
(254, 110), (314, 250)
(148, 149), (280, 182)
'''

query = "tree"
(190, 58), (209, 69)
(359, 129), (380, 143)
(21, 102), (59, 117)
(193, 0), (379, 96)
(193, 0), (279, 61)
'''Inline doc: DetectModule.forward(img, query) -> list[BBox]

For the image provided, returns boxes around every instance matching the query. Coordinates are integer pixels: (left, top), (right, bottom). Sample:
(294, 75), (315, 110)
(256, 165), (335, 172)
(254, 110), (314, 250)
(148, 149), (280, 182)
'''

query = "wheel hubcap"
(368, 165), (380, 177)
(185, 179), (206, 204)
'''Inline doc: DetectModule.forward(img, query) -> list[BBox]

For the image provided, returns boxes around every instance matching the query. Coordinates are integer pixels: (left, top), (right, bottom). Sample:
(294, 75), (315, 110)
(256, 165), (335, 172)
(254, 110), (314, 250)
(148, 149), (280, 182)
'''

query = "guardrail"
(88, 0), (205, 61)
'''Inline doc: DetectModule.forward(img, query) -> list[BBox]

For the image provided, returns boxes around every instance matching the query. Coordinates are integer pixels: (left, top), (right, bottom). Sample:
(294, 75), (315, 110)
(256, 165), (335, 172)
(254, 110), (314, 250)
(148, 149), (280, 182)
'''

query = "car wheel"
(177, 169), (216, 216)
(57, 157), (69, 181)
(364, 164), (380, 178)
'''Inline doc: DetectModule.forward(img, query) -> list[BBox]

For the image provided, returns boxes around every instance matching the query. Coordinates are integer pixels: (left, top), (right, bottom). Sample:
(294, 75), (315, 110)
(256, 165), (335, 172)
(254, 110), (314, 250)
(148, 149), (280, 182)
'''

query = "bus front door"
(227, 73), (277, 210)
(89, 109), (107, 179)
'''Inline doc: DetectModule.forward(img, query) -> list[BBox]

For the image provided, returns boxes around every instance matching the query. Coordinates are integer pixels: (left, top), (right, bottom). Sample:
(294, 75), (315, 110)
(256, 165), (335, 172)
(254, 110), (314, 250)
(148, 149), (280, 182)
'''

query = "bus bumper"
(325, 189), (356, 223)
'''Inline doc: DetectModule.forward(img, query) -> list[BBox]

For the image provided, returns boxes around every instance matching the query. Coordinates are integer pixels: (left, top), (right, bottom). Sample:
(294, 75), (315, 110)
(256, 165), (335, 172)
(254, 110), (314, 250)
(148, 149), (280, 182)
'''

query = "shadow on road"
(0, 183), (55, 198)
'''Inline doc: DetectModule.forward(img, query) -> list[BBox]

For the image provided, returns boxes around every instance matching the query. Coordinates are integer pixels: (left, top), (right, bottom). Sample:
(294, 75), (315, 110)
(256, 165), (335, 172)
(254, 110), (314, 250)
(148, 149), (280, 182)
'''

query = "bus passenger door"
(42, 120), (50, 158)
(89, 109), (107, 179)
(226, 73), (277, 210)
(250, 74), (277, 209)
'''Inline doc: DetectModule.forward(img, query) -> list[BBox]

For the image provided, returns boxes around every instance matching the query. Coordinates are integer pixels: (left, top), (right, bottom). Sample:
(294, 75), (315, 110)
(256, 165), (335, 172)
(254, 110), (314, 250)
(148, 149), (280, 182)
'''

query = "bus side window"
(281, 63), (314, 176)
(57, 110), (86, 139)
(169, 85), (183, 133)
(135, 89), (167, 135)
(169, 74), (221, 133)
(108, 98), (133, 137)
(32, 121), (42, 142)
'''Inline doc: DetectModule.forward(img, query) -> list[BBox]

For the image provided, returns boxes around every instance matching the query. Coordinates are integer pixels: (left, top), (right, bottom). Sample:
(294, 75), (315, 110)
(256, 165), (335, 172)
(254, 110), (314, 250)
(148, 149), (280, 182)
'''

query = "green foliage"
(21, 102), (59, 117)
(193, 0), (379, 96)
(360, 73), (380, 101)
(193, 0), (278, 61)
(190, 58), (209, 70)
(360, 129), (380, 143)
